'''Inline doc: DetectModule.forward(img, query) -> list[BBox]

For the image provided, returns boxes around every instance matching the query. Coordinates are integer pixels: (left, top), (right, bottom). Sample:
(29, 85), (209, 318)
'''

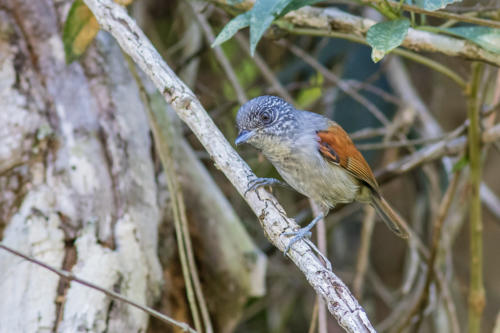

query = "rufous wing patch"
(317, 124), (379, 191)
(319, 141), (340, 164)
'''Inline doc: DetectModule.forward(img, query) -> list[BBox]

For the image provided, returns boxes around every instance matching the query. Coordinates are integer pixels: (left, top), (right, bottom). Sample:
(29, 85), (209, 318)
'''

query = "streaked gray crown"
(236, 95), (295, 134)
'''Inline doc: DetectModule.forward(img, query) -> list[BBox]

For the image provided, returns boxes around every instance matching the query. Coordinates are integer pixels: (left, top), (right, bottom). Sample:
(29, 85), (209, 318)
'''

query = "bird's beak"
(235, 130), (255, 146)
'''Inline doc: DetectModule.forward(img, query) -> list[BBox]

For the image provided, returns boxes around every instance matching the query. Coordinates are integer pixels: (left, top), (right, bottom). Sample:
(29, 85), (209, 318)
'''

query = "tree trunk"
(0, 0), (265, 332)
(0, 0), (163, 331)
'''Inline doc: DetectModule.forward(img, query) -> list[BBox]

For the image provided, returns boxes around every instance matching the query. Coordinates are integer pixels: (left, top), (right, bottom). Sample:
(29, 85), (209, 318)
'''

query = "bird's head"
(235, 96), (297, 150)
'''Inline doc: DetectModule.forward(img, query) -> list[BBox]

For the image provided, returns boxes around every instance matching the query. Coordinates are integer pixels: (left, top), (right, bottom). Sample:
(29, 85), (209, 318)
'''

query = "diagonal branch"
(280, 40), (390, 126)
(83, 0), (376, 331)
(188, 1), (247, 104)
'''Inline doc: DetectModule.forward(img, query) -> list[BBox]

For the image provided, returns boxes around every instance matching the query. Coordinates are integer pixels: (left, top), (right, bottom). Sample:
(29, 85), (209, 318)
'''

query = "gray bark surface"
(0, 1), (161, 331)
(0, 1), (266, 332)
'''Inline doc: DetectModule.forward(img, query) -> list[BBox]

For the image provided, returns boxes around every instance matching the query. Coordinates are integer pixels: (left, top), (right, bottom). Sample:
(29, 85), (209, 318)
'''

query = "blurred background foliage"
(128, 0), (500, 332)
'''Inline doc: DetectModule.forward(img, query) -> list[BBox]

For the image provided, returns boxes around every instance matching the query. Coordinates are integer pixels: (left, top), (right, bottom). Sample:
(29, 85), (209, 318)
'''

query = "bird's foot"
(283, 227), (313, 254)
(283, 213), (323, 254)
(283, 213), (332, 270)
(245, 177), (286, 195)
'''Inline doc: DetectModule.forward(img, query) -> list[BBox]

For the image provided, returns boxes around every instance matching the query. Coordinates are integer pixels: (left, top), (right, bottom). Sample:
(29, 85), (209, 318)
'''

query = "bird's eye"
(260, 112), (271, 124)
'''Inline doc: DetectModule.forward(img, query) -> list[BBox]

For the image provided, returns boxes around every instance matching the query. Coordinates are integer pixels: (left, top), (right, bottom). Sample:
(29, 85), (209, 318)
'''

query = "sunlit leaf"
(445, 26), (500, 54)
(63, 0), (135, 63)
(212, 12), (251, 47)
(407, 0), (462, 11)
(63, 0), (100, 63)
(296, 72), (323, 109)
(366, 19), (410, 62)
(452, 155), (469, 172)
(213, 0), (324, 55)
(249, 0), (291, 55)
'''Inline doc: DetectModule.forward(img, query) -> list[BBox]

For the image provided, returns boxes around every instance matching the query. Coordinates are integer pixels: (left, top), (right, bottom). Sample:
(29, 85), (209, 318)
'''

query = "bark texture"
(0, 1), (163, 332)
(0, 1), (266, 332)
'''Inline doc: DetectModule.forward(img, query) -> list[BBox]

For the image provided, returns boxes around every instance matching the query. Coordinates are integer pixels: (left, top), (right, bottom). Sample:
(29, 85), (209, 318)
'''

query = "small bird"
(235, 95), (409, 253)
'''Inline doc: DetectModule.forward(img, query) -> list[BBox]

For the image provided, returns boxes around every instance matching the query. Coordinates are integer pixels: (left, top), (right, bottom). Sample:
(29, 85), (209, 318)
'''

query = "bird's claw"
(283, 228), (312, 255)
(245, 177), (283, 196)
(281, 213), (331, 270)
(283, 228), (332, 270)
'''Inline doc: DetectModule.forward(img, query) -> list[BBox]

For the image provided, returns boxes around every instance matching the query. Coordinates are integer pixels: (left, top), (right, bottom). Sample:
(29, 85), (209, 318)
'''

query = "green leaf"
(445, 26), (500, 54)
(408, 0), (462, 11)
(212, 12), (251, 47)
(249, 0), (291, 55)
(452, 155), (469, 172)
(63, 0), (100, 63)
(366, 19), (410, 62)
(227, 0), (245, 4)
(213, 0), (324, 55)
(296, 72), (323, 109)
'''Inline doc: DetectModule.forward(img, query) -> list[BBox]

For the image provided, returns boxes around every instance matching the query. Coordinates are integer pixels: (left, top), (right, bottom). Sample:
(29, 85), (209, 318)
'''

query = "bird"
(235, 95), (409, 253)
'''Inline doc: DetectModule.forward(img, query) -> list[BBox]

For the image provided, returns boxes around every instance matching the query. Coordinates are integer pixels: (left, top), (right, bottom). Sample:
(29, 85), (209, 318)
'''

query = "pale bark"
(82, 0), (376, 331)
(0, 1), (267, 332)
(0, 1), (162, 331)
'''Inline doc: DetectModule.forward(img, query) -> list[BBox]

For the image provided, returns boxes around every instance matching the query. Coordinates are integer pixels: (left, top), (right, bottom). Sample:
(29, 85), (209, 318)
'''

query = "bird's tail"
(370, 194), (409, 239)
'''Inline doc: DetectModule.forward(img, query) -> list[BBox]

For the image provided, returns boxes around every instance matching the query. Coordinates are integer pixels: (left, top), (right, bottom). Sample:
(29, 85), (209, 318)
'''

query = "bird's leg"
(304, 239), (332, 271)
(245, 177), (288, 195)
(284, 213), (324, 254)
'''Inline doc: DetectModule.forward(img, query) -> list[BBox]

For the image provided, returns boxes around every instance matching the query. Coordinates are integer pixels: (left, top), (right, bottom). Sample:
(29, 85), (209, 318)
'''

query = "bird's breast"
(268, 136), (360, 209)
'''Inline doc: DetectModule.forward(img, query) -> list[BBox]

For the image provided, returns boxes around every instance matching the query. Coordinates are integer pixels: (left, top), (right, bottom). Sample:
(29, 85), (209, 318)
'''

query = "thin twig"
(375, 122), (500, 184)
(280, 40), (390, 125)
(375, 273), (426, 331)
(149, 92), (213, 333)
(367, 268), (395, 306)
(310, 199), (328, 333)
(356, 125), (466, 150)
(307, 300), (319, 333)
(398, 171), (461, 331)
(434, 270), (461, 333)
(234, 33), (293, 103)
(189, 1), (247, 104)
(282, 27), (468, 89)
(141, 83), (203, 332)
(353, 206), (375, 299)
(0, 243), (197, 333)
(350, 127), (387, 140)
(126, 54), (212, 332)
(345, 79), (404, 106)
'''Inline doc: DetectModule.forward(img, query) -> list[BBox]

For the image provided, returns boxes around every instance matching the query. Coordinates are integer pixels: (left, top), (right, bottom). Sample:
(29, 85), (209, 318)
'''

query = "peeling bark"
(0, 1), (267, 332)
(0, 1), (161, 331)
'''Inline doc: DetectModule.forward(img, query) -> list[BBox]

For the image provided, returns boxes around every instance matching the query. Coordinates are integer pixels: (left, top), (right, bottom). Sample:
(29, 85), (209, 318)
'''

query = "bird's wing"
(317, 124), (379, 192)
